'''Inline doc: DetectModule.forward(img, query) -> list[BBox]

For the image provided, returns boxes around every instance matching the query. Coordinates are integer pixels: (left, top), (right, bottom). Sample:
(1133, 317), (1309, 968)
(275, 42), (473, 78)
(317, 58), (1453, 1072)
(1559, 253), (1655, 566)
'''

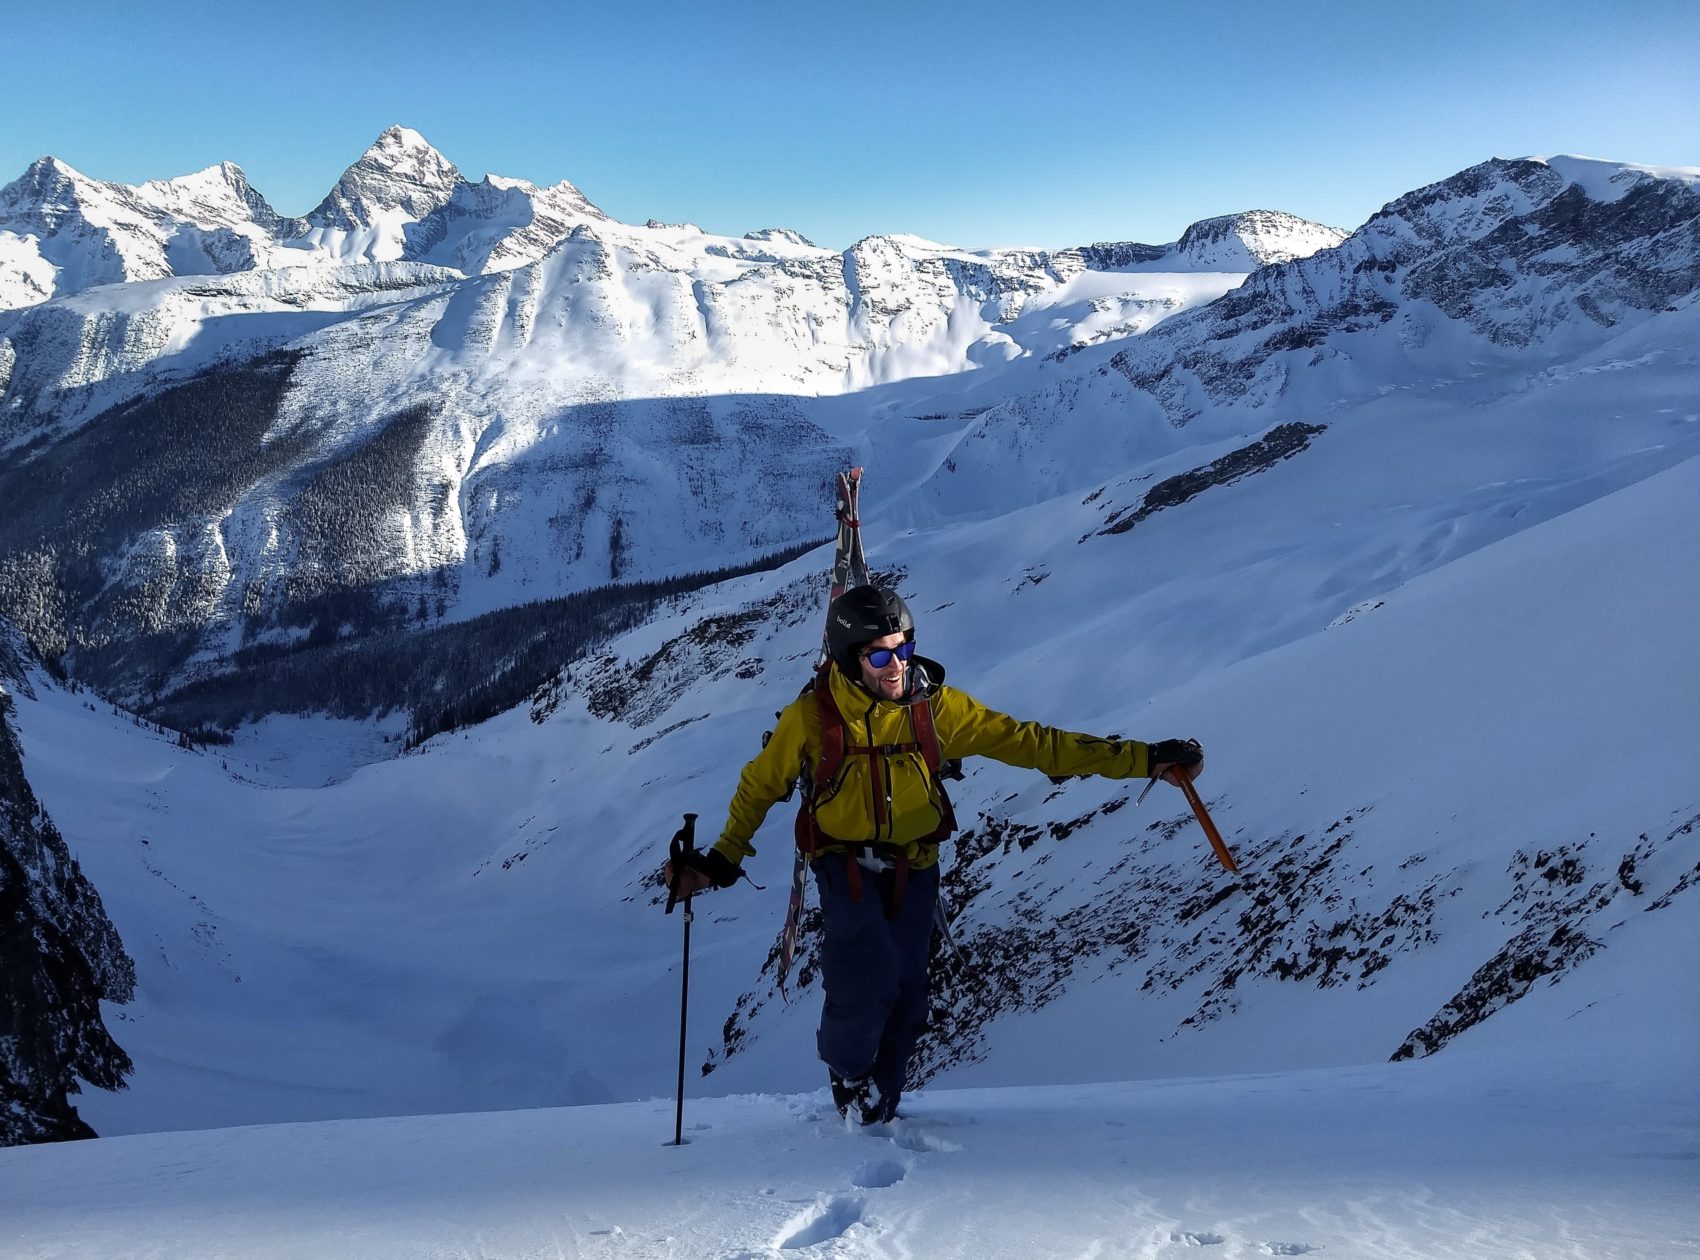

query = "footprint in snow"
(887, 1123), (962, 1154)
(1258, 1244), (1320, 1256)
(776, 1193), (866, 1250)
(852, 1157), (908, 1189)
(1171, 1232), (1226, 1247)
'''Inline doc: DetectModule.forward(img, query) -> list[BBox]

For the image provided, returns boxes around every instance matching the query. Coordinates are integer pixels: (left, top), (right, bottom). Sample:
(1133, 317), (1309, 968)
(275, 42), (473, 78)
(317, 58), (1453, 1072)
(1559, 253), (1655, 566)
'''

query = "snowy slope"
(3, 1025), (1694, 1259)
(5, 390), (1695, 1141)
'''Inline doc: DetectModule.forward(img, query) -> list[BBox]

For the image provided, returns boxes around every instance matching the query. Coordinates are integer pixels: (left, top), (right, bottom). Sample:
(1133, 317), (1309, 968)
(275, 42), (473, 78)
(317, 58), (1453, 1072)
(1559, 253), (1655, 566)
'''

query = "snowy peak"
(3, 156), (281, 235)
(744, 227), (816, 247)
(0, 156), (185, 299)
(135, 162), (291, 233)
(0, 155), (299, 305)
(404, 172), (608, 273)
(0, 129), (1353, 322)
(307, 126), (462, 230)
(1368, 157), (1562, 241)
(1, 156), (104, 227)
(1174, 210), (1348, 269)
(1534, 153), (1700, 204)
(1103, 155), (1700, 428)
(1361, 156), (1700, 271)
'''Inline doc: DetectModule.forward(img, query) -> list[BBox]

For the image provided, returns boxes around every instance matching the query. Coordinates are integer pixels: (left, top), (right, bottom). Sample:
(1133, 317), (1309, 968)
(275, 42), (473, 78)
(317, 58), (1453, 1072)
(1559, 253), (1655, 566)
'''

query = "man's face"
(857, 632), (909, 700)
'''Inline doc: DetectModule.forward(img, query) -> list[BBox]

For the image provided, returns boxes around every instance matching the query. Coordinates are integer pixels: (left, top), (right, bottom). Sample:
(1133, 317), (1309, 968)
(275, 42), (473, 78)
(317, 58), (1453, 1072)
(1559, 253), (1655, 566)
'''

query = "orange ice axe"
(1167, 768), (1239, 873)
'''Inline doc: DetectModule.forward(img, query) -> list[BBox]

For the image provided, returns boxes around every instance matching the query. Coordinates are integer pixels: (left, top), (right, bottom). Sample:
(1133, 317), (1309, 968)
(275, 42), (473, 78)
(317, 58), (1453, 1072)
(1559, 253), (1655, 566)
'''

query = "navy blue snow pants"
(812, 853), (939, 1110)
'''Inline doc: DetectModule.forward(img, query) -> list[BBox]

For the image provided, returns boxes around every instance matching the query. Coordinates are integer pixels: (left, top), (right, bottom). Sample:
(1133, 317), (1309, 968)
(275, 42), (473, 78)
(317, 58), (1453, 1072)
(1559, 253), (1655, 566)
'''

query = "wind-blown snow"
(1537, 153), (1700, 202)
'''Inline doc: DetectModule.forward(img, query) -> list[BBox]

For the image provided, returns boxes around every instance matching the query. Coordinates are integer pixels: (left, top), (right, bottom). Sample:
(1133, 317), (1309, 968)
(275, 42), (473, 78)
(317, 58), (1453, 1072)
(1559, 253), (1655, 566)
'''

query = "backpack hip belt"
(819, 842), (912, 917)
(853, 844), (901, 873)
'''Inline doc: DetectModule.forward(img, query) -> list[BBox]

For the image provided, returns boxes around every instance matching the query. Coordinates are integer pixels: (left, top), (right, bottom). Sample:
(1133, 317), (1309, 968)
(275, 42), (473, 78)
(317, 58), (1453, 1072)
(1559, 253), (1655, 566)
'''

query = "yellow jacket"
(712, 658), (1151, 871)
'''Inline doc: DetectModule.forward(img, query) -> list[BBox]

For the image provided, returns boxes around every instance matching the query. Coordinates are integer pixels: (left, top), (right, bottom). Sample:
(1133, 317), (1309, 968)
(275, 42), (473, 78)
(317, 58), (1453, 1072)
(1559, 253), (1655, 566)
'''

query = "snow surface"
(3, 1029), (1694, 1259)
(1536, 154), (1700, 202)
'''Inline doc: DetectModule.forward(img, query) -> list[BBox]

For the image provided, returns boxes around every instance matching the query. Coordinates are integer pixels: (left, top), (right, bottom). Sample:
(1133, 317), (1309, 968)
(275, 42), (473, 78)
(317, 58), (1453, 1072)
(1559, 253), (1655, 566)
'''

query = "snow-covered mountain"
(0, 132), (1338, 432)
(0, 127), (1367, 710)
(1172, 208), (1347, 269)
(302, 125), (462, 237)
(0, 127), (613, 311)
(1095, 155), (1700, 428)
(1, 144), (1693, 727)
(10, 125), (1327, 322)
(0, 155), (292, 306)
(0, 131), (1695, 1260)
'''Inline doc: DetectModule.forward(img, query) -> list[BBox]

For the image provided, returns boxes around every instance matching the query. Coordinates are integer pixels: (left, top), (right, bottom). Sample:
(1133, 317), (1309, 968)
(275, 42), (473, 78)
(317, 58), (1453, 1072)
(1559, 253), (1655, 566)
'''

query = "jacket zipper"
(860, 699), (893, 842)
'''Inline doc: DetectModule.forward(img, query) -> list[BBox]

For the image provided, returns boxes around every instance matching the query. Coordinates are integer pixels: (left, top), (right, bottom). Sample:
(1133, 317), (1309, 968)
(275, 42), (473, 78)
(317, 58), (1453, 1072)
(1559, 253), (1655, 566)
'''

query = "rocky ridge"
(1103, 157), (1700, 426)
(0, 629), (136, 1144)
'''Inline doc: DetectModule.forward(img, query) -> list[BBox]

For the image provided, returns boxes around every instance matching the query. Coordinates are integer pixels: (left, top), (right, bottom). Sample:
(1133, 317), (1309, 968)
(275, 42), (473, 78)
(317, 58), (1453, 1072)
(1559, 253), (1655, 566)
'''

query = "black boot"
(829, 1072), (888, 1125)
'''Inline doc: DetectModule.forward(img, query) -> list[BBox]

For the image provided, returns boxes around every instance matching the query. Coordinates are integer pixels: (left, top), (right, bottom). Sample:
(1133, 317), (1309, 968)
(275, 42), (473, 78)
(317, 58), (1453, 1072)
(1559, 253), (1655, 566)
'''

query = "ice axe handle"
(664, 813), (699, 915)
(1170, 771), (1238, 873)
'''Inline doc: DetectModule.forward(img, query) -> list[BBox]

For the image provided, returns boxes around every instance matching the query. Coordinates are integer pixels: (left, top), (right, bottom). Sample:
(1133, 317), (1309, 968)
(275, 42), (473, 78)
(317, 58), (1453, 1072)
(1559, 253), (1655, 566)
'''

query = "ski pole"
(664, 812), (699, 1146)
(1168, 770), (1238, 873)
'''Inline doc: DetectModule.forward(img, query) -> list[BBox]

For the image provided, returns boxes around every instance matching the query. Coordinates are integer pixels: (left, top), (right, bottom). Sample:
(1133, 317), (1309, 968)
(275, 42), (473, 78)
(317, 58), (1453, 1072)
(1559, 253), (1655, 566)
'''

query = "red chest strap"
(799, 666), (955, 855)
(810, 670), (941, 783)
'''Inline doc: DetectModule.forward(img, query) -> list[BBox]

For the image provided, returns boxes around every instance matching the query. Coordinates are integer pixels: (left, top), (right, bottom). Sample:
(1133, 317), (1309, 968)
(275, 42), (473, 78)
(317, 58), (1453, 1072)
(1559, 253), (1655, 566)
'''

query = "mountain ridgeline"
(0, 133), (1694, 745)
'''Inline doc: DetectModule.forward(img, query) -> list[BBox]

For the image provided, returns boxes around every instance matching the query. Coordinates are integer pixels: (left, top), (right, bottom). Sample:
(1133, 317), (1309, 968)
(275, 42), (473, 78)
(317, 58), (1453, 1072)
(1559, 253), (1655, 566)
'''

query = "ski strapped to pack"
(777, 468), (869, 999)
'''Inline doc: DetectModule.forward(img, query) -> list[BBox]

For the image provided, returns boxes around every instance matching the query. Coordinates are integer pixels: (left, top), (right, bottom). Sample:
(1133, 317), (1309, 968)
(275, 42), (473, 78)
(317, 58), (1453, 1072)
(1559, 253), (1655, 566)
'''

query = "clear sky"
(3, 0), (1695, 251)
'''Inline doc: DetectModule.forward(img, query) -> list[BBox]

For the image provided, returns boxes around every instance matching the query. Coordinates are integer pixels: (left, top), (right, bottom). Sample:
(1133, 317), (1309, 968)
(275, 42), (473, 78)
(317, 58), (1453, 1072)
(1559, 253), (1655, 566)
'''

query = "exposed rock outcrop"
(0, 633), (136, 1144)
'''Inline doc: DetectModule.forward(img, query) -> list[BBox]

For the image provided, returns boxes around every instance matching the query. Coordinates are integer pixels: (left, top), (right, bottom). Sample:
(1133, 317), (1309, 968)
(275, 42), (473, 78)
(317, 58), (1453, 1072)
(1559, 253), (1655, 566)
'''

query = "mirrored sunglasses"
(861, 641), (916, 668)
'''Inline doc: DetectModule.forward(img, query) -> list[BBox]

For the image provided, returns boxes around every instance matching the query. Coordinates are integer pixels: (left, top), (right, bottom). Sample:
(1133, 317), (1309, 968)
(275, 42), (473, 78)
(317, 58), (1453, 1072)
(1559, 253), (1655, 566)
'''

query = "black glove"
(1147, 738), (1204, 777)
(682, 846), (745, 889)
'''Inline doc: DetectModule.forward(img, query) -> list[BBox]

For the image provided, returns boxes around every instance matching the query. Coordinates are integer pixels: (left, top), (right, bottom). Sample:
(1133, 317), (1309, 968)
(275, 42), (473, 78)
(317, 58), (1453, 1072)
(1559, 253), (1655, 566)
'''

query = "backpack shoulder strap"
(906, 694), (959, 839)
(810, 665), (845, 793)
(794, 666), (844, 857)
(908, 693), (941, 772)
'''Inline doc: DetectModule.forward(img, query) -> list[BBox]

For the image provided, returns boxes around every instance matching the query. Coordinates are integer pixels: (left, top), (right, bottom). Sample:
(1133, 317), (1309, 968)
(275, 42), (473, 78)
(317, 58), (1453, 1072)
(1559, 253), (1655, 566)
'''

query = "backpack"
(788, 663), (961, 912)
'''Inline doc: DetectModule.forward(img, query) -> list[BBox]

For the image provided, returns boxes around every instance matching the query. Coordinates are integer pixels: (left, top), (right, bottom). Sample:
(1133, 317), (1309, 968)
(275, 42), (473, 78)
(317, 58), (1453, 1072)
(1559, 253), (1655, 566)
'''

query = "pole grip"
(1172, 772), (1239, 873)
(664, 813), (699, 915)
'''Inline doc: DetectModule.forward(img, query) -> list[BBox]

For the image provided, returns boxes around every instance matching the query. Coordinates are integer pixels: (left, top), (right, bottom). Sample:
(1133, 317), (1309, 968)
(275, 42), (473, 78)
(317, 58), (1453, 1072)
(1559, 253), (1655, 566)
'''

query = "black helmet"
(827, 585), (914, 673)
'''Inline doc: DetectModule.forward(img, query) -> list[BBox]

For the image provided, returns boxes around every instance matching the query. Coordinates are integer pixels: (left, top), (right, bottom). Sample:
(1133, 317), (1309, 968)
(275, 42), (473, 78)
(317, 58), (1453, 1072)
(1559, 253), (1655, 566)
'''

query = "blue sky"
(4, 0), (1695, 250)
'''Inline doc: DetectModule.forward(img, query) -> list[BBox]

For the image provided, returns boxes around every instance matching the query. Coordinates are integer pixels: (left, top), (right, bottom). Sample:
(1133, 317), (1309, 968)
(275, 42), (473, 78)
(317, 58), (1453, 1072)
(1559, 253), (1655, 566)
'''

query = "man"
(666, 585), (1203, 1124)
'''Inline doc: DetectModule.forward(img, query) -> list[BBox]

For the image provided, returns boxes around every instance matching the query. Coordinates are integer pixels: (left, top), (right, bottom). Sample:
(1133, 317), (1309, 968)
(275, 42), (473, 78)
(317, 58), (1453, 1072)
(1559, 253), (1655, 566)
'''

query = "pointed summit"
(308, 125), (462, 230)
(1174, 210), (1347, 269)
(132, 161), (291, 232)
(0, 156), (94, 219)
